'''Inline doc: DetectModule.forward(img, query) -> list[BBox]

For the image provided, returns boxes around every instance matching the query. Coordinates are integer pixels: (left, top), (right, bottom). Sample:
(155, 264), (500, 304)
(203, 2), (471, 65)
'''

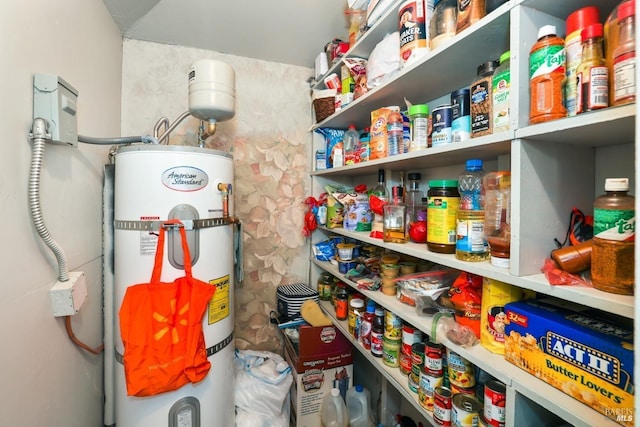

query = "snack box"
(504, 299), (634, 426)
(283, 325), (353, 427)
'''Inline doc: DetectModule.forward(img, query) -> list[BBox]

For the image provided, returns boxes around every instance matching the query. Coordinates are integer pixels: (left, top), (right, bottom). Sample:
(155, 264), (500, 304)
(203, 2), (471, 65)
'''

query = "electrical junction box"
(50, 271), (87, 316)
(33, 74), (78, 146)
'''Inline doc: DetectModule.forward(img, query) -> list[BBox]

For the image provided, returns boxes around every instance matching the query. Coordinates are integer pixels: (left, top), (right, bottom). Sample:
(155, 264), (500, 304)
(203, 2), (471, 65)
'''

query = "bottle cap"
(581, 23), (603, 40)
(429, 179), (458, 188)
(618, 0), (636, 21)
(604, 178), (629, 191)
(537, 25), (557, 39)
(499, 50), (511, 64)
(566, 6), (600, 35)
(366, 300), (376, 312)
(466, 159), (483, 170)
(374, 307), (384, 316)
(331, 388), (340, 397)
(451, 88), (470, 97)
(408, 172), (421, 181)
(348, 123), (356, 130)
(477, 60), (500, 76)
(408, 104), (429, 116)
(355, 384), (363, 392)
(350, 298), (365, 308)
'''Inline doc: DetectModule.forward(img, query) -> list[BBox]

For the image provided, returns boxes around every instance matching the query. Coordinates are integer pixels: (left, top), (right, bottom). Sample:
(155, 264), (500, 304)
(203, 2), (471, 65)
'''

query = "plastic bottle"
(576, 23), (608, 113)
(565, 6), (601, 117)
(335, 283), (349, 320)
(359, 300), (376, 350)
(529, 25), (567, 124)
(387, 109), (404, 156)
(370, 169), (389, 239)
(371, 307), (385, 358)
(591, 178), (635, 295)
(456, 159), (488, 261)
(344, 124), (360, 165)
(408, 104), (429, 151)
(483, 171), (511, 268)
(346, 384), (374, 427)
(359, 127), (370, 163)
(612, 0), (636, 106)
(492, 51), (511, 133)
(321, 388), (349, 427)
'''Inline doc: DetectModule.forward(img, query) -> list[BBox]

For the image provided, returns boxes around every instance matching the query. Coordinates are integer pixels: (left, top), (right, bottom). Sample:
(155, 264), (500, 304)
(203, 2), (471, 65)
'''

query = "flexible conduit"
(78, 134), (158, 145)
(29, 118), (69, 282)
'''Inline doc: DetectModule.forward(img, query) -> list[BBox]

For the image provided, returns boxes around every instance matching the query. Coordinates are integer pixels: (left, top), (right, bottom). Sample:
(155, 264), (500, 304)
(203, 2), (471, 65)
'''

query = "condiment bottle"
(612, 0), (636, 106)
(359, 300), (376, 350)
(471, 60), (499, 137)
(348, 297), (365, 338)
(591, 178), (635, 295)
(492, 51), (511, 133)
(565, 6), (601, 116)
(576, 23), (608, 113)
(335, 283), (349, 320)
(371, 307), (385, 358)
(483, 171), (511, 268)
(529, 25), (567, 124)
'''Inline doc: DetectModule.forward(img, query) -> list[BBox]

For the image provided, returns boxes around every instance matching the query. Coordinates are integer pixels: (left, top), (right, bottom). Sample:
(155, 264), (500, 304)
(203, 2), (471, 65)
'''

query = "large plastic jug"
(321, 388), (348, 427)
(346, 384), (374, 427)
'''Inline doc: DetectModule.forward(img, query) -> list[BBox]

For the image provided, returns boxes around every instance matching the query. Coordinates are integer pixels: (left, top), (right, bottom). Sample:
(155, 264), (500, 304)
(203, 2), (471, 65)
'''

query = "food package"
(448, 272), (483, 338)
(315, 128), (345, 169)
(332, 191), (372, 232)
(369, 107), (394, 160)
(367, 31), (401, 89)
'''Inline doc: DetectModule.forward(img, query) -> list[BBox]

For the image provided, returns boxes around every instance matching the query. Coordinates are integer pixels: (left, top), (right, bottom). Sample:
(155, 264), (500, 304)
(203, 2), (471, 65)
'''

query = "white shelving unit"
(308, 0), (636, 426)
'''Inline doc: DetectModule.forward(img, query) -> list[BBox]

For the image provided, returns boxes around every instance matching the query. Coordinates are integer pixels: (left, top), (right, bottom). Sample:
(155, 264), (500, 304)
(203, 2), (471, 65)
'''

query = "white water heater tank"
(188, 59), (235, 122)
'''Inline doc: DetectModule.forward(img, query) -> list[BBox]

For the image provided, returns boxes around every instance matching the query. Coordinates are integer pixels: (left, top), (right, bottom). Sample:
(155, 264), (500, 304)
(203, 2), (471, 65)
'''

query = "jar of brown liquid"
(591, 178), (635, 295)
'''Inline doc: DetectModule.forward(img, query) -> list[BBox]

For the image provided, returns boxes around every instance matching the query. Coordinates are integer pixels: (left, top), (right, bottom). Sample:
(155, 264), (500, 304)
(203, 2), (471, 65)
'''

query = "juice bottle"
(529, 25), (567, 124)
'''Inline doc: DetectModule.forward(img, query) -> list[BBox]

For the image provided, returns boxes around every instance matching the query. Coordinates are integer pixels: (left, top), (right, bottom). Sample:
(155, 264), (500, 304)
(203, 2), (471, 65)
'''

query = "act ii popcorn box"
(504, 299), (634, 426)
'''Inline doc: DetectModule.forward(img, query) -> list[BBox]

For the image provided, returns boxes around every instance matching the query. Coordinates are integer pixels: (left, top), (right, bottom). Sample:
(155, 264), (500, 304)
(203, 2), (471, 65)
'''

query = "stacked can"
(446, 348), (476, 395)
(418, 341), (445, 412)
(452, 394), (482, 427)
(433, 386), (453, 426)
(409, 342), (425, 392)
(484, 379), (506, 427)
(382, 311), (402, 368)
(400, 323), (423, 376)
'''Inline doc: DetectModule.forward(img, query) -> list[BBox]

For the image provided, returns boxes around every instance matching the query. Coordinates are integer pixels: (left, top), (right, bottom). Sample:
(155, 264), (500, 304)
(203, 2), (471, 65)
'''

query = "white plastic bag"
(367, 31), (401, 89)
(234, 349), (293, 427)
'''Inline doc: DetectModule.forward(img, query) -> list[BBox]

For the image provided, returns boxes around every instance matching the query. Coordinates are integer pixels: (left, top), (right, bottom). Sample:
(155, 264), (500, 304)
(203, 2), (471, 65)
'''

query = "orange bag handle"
(151, 219), (193, 284)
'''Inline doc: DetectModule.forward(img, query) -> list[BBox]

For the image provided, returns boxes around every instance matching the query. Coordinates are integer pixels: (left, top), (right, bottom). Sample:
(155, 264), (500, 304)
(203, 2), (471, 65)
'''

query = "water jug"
(320, 388), (348, 427)
(346, 384), (374, 427)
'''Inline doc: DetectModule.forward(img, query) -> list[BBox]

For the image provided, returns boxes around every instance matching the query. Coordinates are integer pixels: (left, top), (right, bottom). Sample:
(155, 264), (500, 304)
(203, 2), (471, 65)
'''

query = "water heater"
(113, 145), (236, 426)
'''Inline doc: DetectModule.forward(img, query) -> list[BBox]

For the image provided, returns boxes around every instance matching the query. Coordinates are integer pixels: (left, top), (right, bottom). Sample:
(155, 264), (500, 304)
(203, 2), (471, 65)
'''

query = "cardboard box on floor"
(283, 324), (353, 427)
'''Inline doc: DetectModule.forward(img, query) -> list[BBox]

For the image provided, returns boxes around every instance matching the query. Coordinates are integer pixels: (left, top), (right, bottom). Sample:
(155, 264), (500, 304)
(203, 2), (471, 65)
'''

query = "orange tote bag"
(119, 219), (216, 397)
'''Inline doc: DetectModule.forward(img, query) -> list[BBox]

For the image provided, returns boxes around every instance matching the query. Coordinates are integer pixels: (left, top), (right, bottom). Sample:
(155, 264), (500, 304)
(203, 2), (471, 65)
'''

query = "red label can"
(402, 323), (423, 355)
(424, 341), (444, 376)
(484, 379), (506, 427)
(433, 386), (453, 426)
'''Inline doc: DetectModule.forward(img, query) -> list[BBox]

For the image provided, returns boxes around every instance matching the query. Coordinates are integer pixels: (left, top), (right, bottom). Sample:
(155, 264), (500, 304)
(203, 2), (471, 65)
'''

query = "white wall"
(0, 1), (122, 426)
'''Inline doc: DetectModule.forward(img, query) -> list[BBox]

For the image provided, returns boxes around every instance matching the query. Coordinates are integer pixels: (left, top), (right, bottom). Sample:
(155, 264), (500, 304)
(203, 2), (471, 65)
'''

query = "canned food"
(383, 336), (401, 368)
(418, 367), (443, 411)
(433, 386), (453, 426)
(484, 379), (506, 427)
(447, 348), (476, 389)
(450, 382), (477, 396)
(385, 311), (402, 339)
(452, 394), (481, 427)
(424, 341), (444, 376)
(408, 373), (420, 393)
(411, 342), (426, 377)
(402, 323), (423, 355)
(399, 352), (413, 376)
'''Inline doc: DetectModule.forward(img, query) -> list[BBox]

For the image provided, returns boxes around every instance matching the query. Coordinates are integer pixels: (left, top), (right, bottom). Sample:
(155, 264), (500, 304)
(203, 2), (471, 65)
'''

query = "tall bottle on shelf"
(591, 177), (635, 295)
(529, 25), (567, 124)
(370, 169), (389, 239)
(406, 173), (425, 224)
(383, 186), (409, 243)
(344, 124), (360, 165)
(484, 171), (511, 268)
(387, 108), (404, 156)
(456, 159), (488, 261)
(370, 307), (385, 358)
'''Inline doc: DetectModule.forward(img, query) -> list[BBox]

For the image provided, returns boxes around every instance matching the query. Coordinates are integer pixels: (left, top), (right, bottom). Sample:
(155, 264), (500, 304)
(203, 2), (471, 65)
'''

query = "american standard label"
(162, 166), (208, 192)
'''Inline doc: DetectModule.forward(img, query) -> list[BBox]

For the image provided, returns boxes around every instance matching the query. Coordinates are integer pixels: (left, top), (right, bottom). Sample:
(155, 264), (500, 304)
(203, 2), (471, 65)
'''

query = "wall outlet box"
(33, 73), (79, 146)
(50, 271), (87, 317)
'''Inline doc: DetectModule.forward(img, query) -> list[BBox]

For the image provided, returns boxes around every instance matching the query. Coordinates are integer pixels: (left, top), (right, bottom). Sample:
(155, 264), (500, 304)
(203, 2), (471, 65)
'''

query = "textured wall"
(121, 39), (312, 352)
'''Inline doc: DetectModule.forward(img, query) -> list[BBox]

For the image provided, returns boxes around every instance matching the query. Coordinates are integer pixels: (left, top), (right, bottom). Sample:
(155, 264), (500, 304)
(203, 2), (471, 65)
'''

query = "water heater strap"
(114, 331), (234, 365)
(114, 218), (238, 231)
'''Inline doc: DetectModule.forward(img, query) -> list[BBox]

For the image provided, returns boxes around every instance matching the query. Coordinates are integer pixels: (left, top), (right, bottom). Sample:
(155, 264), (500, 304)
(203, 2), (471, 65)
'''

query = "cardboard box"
(504, 299), (634, 426)
(284, 325), (353, 427)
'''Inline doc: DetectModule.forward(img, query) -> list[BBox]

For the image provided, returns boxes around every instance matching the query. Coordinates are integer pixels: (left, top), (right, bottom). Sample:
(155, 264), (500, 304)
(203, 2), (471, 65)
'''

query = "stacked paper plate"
(277, 283), (319, 321)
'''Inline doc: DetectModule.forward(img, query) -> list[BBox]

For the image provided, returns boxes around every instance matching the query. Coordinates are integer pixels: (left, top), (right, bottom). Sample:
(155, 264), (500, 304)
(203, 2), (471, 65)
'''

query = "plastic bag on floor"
(234, 349), (293, 427)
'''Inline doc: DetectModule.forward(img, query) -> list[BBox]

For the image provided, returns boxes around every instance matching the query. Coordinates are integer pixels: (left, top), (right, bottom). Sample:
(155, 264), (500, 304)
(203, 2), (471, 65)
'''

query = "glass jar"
(430, 0), (457, 50)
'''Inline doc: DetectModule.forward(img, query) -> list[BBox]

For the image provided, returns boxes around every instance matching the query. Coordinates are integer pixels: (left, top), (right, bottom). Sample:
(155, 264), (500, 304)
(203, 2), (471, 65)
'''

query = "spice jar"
(529, 25), (567, 124)
(471, 60), (499, 138)
(408, 104), (429, 151)
(576, 23), (608, 113)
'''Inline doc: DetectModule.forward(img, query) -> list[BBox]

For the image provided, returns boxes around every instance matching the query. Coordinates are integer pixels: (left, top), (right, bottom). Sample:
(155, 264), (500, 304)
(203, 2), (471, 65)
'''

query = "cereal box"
(504, 299), (634, 426)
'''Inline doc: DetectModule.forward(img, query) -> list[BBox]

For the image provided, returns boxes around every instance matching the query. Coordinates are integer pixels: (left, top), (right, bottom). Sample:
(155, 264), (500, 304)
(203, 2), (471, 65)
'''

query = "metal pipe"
(156, 111), (192, 145)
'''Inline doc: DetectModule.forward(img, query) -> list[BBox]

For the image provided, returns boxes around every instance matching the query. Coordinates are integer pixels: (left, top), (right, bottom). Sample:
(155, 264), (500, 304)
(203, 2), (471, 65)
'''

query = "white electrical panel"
(33, 74), (78, 146)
